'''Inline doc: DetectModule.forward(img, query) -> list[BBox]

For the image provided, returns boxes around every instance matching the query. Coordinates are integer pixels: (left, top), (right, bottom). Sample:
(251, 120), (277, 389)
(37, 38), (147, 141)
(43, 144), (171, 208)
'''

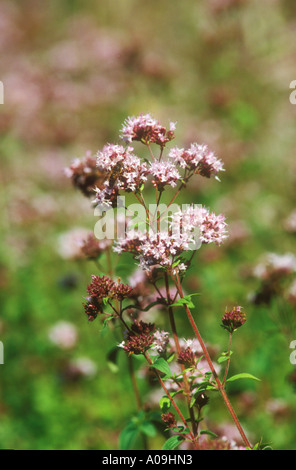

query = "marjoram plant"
(65, 113), (264, 451)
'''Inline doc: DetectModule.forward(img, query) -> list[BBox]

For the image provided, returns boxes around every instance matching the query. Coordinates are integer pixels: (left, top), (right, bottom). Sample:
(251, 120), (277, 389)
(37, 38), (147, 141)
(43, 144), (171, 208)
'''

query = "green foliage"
(1, 0), (296, 451)
(226, 373), (261, 384)
(150, 358), (172, 379)
(162, 435), (184, 451)
(119, 411), (159, 450)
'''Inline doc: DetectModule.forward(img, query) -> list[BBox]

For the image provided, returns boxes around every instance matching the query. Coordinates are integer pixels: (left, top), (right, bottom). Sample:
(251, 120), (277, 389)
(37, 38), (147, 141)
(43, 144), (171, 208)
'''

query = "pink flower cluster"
(65, 113), (226, 210)
(114, 205), (227, 273)
(149, 160), (180, 188)
(120, 113), (176, 147)
(169, 143), (224, 179)
(172, 205), (228, 246)
(95, 144), (148, 201)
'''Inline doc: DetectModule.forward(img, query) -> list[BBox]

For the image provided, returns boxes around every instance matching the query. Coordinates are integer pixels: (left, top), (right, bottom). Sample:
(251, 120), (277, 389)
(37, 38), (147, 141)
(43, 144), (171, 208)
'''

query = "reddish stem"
(144, 352), (198, 448)
(172, 272), (252, 449)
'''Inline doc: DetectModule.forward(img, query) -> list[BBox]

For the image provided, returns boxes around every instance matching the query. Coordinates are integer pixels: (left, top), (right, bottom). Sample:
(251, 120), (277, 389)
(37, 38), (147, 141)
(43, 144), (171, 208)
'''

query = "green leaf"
(151, 358), (172, 378)
(171, 294), (200, 309)
(217, 351), (233, 364)
(218, 356), (230, 364)
(106, 347), (120, 373)
(199, 430), (218, 439)
(159, 396), (171, 412)
(119, 424), (139, 450)
(226, 373), (260, 383)
(192, 381), (217, 393)
(139, 421), (157, 438)
(162, 435), (184, 450)
(167, 352), (175, 363)
(190, 396), (196, 408)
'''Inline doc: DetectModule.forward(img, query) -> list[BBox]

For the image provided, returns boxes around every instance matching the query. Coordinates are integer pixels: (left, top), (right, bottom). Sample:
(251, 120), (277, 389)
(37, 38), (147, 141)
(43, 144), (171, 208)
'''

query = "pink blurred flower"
(48, 321), (78, 349)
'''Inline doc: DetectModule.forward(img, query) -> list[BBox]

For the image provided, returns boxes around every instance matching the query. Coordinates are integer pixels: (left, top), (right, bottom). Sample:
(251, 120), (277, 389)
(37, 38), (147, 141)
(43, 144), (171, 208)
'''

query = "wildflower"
(253, 253), (296, 281)
(161, 412), (177, 429)
(194, 436), (246, 450)
(114, 206), (227, 274)
(94, 144), (148, 207)
(87, 275), (115, 301)
(65, 357), (97, 380)
(83, 275), (133, 320)
(80, 233), (111, 260)
(177, 347), (196, 368)
(284, 210), (296, 233)
(149, 160), (180, 189)
(109, 281), (133, 301)
(152, 330), (170, 354)
(56, 227), (90, 260)
(94, 185), (120, 208)
(83, 299), (101, 322)
(97, 144), (128, 173)
(172, 205), (228, 246)
(169, 143), (224, 179)
(120, 113), (176, 147)
(120, 320), (156, 355)
(65, 151), (106, 197)
(288, 280), (296, 304)
(48, 321), (78, 349)
(222, 306), (246, 332)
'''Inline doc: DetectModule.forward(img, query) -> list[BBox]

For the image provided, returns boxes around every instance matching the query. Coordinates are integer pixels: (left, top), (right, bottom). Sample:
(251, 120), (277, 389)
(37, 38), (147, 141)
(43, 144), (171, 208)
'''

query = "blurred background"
(0, 0), (296, 450)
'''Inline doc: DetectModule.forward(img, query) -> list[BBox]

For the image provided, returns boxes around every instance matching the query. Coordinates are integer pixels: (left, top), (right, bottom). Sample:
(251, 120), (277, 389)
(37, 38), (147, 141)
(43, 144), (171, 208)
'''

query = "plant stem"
(164, 272), (198, 438)
(144, 351), (198, 447)
(222, 332), (233, 387)
(127, 355), (142, 411)
(172, 272), (252, 449)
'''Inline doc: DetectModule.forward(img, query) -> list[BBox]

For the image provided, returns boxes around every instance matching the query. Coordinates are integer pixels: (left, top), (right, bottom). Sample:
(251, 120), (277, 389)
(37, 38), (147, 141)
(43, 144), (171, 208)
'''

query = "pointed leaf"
(151, 358), (172, 378)
(162, 435), (184, 450)
(226, 373), (260, 383)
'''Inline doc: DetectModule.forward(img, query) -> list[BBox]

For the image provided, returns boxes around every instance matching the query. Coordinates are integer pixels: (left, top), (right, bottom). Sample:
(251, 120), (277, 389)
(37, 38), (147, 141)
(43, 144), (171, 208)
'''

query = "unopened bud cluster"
(222, 306), (246, 332)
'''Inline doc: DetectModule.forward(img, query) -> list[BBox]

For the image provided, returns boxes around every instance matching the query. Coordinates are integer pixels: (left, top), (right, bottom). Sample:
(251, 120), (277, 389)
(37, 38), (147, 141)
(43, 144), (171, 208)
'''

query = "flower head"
(149, 160), (180, 189)
(120, 113), (176, 147)
(94, 144), (148, 207)
(83, 275), (133, 321)
(80, 233), (111, 260)
(177, 347), (197, 368)
(161, 412), (177, 429)
(172, 205), (228, 246)
(222, 306), (246, 332)
(65, 151), (106, 197)
(120, 320), (156, 355)
(169, 143), (224, 179)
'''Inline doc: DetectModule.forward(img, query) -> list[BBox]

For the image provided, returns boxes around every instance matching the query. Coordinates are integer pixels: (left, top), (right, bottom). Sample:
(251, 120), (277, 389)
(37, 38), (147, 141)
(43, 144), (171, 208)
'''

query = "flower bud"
(221, 306), (246, 332)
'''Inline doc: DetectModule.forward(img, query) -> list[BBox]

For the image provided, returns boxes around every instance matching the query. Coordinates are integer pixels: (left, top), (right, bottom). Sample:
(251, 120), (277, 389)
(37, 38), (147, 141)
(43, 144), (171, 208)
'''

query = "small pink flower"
(169, 143), (224, 179)
(172, 205), (228, 245)
(96, 144), (148, 193)
(152, 330), (170, 354)
(149, 160), (180, 188)
(120, 113), (176, 147)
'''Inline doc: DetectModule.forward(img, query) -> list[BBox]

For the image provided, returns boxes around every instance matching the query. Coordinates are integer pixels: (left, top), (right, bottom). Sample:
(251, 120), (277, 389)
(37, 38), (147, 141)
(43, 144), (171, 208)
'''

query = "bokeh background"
(0, 0), (296, 450)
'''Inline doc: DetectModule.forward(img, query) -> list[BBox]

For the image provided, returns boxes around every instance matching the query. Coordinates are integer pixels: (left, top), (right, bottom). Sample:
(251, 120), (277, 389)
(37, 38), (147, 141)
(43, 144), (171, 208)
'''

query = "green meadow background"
(0, 0), (296, 449)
